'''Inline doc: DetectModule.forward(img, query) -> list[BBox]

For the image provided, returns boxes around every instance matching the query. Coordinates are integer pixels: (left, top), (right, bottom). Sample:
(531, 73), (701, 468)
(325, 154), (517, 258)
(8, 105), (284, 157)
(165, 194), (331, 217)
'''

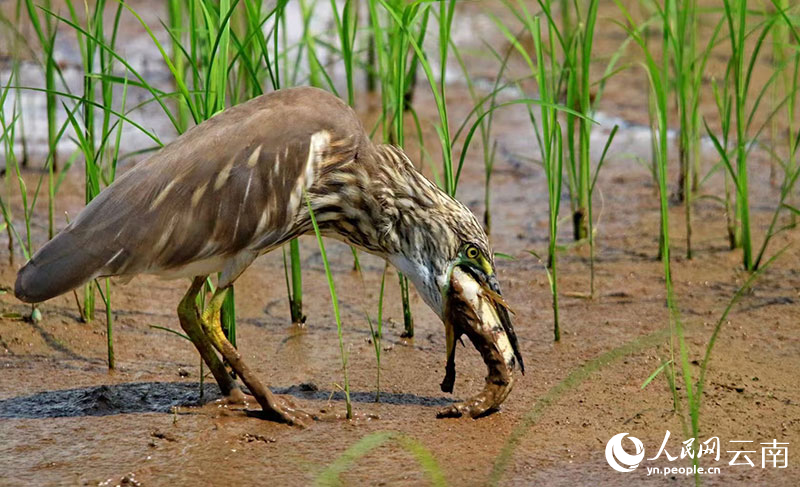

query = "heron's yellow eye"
(466, 245), (480, 260)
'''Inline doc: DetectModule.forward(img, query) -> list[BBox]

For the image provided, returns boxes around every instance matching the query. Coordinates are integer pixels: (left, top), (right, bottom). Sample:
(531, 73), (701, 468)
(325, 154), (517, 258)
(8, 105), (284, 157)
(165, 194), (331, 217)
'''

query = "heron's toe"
(436, 393), (497, 419)
(269, 395), (313, 427)
(221, 389), (257, 406)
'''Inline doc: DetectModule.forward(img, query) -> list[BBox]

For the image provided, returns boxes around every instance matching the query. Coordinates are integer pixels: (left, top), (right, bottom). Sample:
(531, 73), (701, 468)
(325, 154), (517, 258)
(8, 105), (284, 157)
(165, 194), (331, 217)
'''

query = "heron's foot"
(220, 389), (256, 407)
(436, 396), (496, 419)
(247, 394), (313, 427)
(436, 381), (510, 419)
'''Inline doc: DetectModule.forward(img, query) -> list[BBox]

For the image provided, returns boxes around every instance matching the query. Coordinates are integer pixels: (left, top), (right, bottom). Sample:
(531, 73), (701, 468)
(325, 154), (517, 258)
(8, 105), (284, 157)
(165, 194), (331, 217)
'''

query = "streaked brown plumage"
(15, 86), (522, 424)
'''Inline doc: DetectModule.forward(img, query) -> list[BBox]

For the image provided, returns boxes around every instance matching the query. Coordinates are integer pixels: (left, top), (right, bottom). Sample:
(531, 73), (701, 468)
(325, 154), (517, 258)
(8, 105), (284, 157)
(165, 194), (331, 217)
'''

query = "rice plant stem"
(105, 278), (114, 369)
(289, 238), (304, 325)
(306, 194), (352, 419)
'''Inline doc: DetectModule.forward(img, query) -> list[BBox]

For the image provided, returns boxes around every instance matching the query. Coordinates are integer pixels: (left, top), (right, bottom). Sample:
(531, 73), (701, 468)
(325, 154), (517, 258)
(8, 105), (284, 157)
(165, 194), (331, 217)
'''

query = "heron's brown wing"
(15, 87), (365, 303)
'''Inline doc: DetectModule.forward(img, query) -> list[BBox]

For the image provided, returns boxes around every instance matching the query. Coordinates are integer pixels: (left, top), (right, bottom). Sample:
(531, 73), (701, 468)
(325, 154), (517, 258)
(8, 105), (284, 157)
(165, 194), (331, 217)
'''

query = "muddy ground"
(1, 1), (799, 486)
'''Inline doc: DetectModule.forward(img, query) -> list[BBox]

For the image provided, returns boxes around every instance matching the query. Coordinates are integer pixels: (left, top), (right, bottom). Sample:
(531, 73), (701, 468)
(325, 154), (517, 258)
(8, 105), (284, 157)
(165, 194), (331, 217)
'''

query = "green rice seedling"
(95, 279), (114, 368)
(167, 0), (190, 132)
(691, 248), (787, 430)
(768, 0), (786, 185)
(1, 1), (26, 264)
(745, 1), (800, 268)
(487, 3), (593, 339)
(518, 1), (622, 254)
(306, 195), (352, 419)
(489, 325), (672, 485)
(377, 0), (454, 192)
(768, 0), (800, 220)
(0, 82), (28, 262)
(350, 259), (388, 401)
(559, 0), (599, 244)
(369, 0), (430, 146)
(374, 267), (387, 398)
(396, 271), (413, 338)
(671, 0), (696, 209)
(510, 11), (566, 342)
(299, 0), (337, 93)
(671, 0), (697, 258)
(22, 0), (58, 240)
(96, 78), (129, 367)
(449, 30), (514, 235)
(612, 1), (674, 265)
(529, 13), (564, 341)
(704, 2), (795, 270)
(286, 239), (305, 325)
(10, 0), (29, 171)
(493, 0), (620, 297)
(330, 0), (358, 107)
(667, 1), (725, 259)
(450, 52), (596, 347)
(778, 4), (799, 227)
(0, 55), (19, 264)
(704, 0), (780, 270)
(550, 0), (618, 296)
(315, 431), (446, 487)
(765, 1), (800, 202)
(615, 0), (685, 430)
(616, 7), (708, 477)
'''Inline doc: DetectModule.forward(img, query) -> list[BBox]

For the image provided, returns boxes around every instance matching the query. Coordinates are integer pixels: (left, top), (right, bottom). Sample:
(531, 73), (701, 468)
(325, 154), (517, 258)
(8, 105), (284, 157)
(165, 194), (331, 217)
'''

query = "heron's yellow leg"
(200, 286), (312, 427)
(177, 276), (244, 401)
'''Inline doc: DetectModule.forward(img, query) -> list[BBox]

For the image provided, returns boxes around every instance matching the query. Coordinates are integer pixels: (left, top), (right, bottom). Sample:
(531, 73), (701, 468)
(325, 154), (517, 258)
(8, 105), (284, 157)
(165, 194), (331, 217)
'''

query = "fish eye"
(465, 245), (480, 260)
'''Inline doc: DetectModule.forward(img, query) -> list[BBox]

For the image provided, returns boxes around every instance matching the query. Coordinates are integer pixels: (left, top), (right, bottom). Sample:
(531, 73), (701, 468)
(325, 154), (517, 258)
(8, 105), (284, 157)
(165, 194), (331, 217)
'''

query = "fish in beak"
(437, 265), (524, 418)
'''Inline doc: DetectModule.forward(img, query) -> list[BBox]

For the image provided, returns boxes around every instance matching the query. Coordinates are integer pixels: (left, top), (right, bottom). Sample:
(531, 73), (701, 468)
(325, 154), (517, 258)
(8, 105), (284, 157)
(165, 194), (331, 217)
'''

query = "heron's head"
(384, 192), (524, 386)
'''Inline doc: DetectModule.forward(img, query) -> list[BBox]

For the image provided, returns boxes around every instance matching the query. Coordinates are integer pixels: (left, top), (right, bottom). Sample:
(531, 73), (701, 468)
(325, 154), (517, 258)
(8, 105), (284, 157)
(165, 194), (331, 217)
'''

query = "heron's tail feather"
(15, 229), (111, 303)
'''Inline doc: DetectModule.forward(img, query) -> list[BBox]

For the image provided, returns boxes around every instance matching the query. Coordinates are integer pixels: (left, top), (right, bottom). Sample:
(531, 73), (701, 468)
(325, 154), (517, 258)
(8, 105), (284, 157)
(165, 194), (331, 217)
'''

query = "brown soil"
(1, 1), (799, 486)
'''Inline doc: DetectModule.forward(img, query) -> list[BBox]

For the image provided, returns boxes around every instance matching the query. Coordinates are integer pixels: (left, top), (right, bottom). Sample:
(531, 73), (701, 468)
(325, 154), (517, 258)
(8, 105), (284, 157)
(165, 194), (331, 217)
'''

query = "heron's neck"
(303, 143), (451, 313)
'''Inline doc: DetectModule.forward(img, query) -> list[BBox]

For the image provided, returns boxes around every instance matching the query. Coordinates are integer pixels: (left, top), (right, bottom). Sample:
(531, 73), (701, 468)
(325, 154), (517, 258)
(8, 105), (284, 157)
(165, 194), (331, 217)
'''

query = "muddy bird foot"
(221, 390), (313, 427)
(219, 389), (256, 406)
(248, 394), (313, 427)
(436, 382), (510, 419)
(436, 396), (497, 419)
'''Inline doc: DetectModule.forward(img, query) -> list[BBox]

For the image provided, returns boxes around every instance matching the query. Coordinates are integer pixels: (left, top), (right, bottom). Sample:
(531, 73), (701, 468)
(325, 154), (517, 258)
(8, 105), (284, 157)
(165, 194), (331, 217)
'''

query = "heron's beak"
(437, 265), (524, 418)
(482, 271), (524, 373)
